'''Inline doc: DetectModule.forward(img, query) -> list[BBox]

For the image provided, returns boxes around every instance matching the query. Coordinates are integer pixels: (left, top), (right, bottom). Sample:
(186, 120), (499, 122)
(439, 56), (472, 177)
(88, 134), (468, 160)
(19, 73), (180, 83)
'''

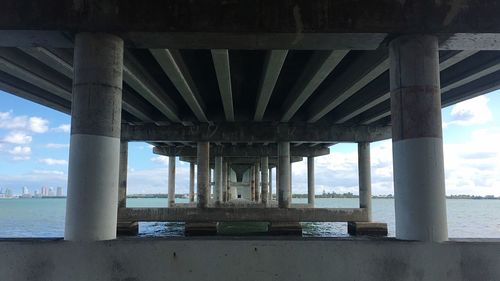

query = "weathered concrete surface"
(347, 222), (388, 236)
(1, 238), (499, 281)
(122, 123), (392, 143)
(358, 142), (372, 221)
(119, 207), (367, 222)
(3, 0), (500, 49)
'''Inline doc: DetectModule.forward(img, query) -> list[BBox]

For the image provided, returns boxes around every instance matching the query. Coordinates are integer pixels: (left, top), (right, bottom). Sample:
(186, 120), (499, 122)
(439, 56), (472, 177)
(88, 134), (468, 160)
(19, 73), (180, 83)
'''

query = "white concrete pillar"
(118, 141), (128, 210)
(189, 163), (195, 202)
(278, 142), (291, 208)
(268, 168), (273, 202)
(390, 35), (448, 242)
(197, 142), (210, 208)
(65, 33), (124, 241)
(261, 157), (269, 206)
(307, 156), (315, 207)
(168, 156), (176, 207)
(255, 162), (261, 202)
(222, 161), (228, 202)
(358, 142), (372, 221)
(250, 166), (256, 201)
(214, 156), (223, 204)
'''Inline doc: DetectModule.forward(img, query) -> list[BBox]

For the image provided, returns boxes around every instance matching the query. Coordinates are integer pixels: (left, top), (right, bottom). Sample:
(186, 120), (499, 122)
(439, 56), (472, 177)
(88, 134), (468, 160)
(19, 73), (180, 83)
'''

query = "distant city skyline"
(1, 90), (500, 196)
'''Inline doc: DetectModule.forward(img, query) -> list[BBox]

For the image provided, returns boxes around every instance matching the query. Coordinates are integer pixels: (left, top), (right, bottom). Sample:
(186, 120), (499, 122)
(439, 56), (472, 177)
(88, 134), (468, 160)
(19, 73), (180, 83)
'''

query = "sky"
(1, 90), (500, 196)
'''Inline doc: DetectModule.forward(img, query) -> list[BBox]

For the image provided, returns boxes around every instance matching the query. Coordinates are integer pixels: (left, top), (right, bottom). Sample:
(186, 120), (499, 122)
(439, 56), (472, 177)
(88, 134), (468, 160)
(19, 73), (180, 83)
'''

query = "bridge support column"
(347, 142), (387, 236)
(117, 141), (138, 235)
(268, 168), (273, 202)
(255, 162), (261, 202)
(65, 33), (124, 241)
(197, 142), (210, 208)
(214, 156), (223, 205)
(189, 163), (195, 202)
(261, 157), (269, 206)
(358, 142), (371, 221)
(222, 160), (228, 202)
(278, 142), (291, 208)
(307, 156), (315, 207)
(390, 34), (447, 242)
(168, 156), (176, 207)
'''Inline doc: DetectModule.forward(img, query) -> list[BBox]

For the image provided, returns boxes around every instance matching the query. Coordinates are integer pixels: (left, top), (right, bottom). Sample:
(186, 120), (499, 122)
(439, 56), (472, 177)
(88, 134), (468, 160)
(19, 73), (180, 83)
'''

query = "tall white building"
(56, 187), (63, 197)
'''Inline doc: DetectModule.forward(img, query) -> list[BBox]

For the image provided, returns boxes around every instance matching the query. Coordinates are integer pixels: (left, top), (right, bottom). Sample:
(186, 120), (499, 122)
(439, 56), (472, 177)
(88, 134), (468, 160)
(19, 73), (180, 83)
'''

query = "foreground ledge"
(118, 207), (368, 222)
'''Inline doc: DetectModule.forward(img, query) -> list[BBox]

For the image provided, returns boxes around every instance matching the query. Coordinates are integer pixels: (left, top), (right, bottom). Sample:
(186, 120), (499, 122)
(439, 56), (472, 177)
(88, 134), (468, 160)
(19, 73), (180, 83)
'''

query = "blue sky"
(1, 90), (499, 196)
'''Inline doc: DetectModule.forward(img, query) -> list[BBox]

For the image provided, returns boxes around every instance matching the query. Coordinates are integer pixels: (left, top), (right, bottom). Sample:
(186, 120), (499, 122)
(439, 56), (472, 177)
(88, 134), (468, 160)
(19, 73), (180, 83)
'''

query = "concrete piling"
(307, 156), (315, 207)
(390, 34), (448, 242)
(64, 32), (124, 241)
(168, 156), (176, 207)
(197, 142), (210, 208)
(261, 157), (269, 206)
(278, 142), (291, 208)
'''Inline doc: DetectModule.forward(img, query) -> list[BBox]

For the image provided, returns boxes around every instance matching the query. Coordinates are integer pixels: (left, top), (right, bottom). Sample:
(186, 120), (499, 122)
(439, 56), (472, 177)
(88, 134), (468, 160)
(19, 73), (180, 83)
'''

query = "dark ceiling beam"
(0, 48), (72, 100)
(307, 51), (389, 123)
(211, 49), (234, 121)
(442, 69), (500, 107)
(150, 49), (208, 122)
(281, 50), (348, 122)
(123, 51), (181, 122)
(254, 50), (288, 121)
(0, 71), (71, 114)
(3, 1), (500, 50)
(341, 50), (481, 124)
(153, 145), (330, 158)
(121, 122), (391, 143)
(19, 47), (157, 123)
(178, 156), (304, 165)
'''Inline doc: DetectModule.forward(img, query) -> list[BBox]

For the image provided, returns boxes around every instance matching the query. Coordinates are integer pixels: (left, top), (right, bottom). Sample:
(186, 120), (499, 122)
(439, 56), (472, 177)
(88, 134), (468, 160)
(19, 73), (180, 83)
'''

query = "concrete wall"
(1, 238), (499, 281)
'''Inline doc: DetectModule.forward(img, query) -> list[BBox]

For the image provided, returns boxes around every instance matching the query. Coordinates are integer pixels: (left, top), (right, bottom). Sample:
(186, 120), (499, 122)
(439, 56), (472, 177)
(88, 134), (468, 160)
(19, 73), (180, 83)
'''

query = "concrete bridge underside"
(1, 2), (500, 280)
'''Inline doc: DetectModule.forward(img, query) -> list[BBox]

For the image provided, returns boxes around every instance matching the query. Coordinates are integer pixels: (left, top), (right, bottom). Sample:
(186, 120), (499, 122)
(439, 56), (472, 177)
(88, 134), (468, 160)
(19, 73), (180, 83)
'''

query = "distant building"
(56, 187), (63, 197)
(41, 186), (49, 197)
(22, 186), (29, 195)
(48, 187), (55, 197)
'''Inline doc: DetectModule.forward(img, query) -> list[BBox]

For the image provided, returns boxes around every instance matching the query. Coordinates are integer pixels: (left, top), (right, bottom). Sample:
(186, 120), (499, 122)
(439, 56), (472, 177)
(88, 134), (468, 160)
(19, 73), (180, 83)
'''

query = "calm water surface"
(1, 198), (499, 238)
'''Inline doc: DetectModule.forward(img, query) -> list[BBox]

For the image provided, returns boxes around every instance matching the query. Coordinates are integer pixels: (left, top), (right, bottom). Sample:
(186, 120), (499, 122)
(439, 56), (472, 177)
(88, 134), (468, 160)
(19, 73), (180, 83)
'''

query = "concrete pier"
(268, 168), (273, 202)
(390, 35), (448, 242)
(255, 162), (261, 202)
(197, 142), (210, 208)
(222, 161), (228, 202)
(64, 33), (124, 241)
(118, 141), (128, 210)
(168, 156), (176, 207)
(261, 157), (269, 206)
(307, 156), (315, 206)
(214, 156), (223, 205)
(189, 163), (195, 202)
(278, 142), (291, 208)
(358, 142), (371, 221)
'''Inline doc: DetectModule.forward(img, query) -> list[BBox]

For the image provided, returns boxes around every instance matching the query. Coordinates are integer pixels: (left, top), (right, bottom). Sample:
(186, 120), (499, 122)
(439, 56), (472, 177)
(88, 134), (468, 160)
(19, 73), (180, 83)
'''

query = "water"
(1, 198), (499, 238)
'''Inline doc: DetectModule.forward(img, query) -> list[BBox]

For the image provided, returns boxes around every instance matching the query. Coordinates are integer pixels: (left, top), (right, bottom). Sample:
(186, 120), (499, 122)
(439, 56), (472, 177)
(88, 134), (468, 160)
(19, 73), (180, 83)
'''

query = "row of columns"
(64, 32), (447, 243)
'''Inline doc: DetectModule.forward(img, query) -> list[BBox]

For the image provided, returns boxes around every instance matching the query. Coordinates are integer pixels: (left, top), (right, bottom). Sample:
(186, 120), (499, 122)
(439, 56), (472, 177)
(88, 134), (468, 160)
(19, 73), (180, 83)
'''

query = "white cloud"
(39, 158), (68, 165)
(28, 117), (49, 133)
(33, 170), (65, 176)
(151, 155), (169, 165)
(52, 124), (70, 133)
(0, 111), (49, 133)
(9, 146), (31, 155)
(8, 146), (31, 160)
(447, 96), (492, 126)
(3, 131), (32, 144)
(45, 143), (69, 149)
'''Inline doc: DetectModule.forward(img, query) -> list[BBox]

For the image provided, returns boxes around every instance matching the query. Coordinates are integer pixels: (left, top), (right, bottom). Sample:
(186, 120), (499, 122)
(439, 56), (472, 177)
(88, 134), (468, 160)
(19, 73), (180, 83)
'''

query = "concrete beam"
(179, 156), (304, 165)
(150, 49), (208, 122)
(19, 47), (158, 122)
(153, 145), (330, 158)
(360, 51), (499, 125)
(211, 49), (234, 121)
(0, 71), (71, 114)
(254, 50), (288, 121)
(281, 50), (348, 122)
(307, 51), (389, 123)
(0, 48), (72, 100)
(123, 51), (180, 122)
(121, 123), (391, 142)
(4, 1), (500, 50)
(119, 207), (368, 222)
